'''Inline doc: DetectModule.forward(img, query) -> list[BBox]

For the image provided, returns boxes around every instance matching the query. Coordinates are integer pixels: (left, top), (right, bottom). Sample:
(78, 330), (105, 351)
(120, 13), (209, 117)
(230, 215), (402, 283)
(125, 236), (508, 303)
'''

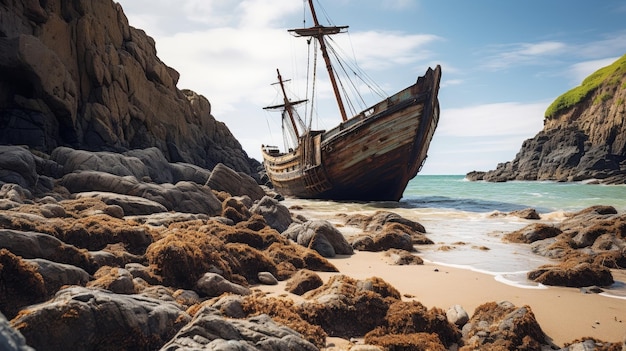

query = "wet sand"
(258, 250), (626, 348)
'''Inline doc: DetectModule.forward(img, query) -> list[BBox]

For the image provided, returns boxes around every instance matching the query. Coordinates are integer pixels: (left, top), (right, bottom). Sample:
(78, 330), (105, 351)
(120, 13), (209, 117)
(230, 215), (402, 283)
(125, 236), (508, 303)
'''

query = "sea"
(282, 175), (626, 299)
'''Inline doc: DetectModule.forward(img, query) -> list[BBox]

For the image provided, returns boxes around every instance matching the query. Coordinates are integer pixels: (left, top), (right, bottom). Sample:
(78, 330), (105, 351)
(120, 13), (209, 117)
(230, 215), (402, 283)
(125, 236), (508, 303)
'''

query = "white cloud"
(574, 31), (626, 59)
(483, 41), (567, 71)
(441, 78), (463, 88)
(331, 31), (440, 70)
(568, 57), (619, 83)
(381, 0), (417, 11)
(437, 102), (547, 137)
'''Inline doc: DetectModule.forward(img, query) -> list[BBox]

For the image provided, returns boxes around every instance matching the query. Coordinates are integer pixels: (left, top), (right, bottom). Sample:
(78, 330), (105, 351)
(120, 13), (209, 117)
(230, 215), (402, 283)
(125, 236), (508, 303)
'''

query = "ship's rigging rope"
(302, 0), (388, 121)
(266, 0), (393, 153)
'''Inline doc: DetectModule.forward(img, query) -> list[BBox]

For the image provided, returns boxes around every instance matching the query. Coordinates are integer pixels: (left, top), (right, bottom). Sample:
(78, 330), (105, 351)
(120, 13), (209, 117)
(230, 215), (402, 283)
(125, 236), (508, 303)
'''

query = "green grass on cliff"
(545, 53), (626, 119)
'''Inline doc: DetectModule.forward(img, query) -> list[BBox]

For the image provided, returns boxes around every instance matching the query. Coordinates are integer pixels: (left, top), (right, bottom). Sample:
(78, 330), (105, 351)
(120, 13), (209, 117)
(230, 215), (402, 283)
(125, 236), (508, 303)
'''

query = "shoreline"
(257, 251), (626, 348)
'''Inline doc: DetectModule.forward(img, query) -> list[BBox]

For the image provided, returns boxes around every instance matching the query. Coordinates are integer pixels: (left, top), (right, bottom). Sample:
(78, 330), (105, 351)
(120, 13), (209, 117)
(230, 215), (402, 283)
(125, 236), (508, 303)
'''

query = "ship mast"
(263, 69), (307, 142)
(276, 69), (299, 139)
(289, 0), (349, 122)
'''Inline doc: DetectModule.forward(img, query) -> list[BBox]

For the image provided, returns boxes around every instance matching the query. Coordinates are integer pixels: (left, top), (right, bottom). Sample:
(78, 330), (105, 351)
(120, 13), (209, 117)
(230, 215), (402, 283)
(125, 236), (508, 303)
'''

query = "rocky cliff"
(0, 0), (260, 176)
(467, 54), (626, 184)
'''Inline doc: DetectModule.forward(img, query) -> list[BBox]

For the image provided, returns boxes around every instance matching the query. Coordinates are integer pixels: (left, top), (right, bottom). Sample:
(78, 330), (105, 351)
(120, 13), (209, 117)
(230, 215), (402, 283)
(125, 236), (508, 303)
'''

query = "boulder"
(364, 300), (461, 349)
(0, 146), (55, 194)
(527, 261), (614, 288)
(283, 220), (354, 257)
(250, 196), (293, 233)
(345, 210), (426, 233)
(75, 191), (167, 215)
(0, 228), (96, 273)
(285, 269), (324, 295)
(258, 271), (279, 285)
(161, 307), (317, 351)
(446, 304), (469, 327)
(0, 312), (34, 351)
(11, 286), (190, 351)
(88, 266), (136, 294)
(196, 273), (251, 297)
(265, 241), (338, 275)
(298, 275), (400, 337)
(207, 163), (265, 200)
(505, 223), (562, 243)
(345, 211), (432, 252)
(60, 171), (222, 215)
(509, 208), (541, 220)
(382, 249), (424, 265)
(26, 258), (90, 294)
(351, 230), (414, 252)
(51, 147), (213, 185)
(460, 301), (549, 350)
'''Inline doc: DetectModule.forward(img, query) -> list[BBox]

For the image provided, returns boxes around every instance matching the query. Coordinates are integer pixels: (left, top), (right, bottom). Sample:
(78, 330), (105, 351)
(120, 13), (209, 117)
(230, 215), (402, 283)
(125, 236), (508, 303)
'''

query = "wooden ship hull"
(262, 65), (441, 201)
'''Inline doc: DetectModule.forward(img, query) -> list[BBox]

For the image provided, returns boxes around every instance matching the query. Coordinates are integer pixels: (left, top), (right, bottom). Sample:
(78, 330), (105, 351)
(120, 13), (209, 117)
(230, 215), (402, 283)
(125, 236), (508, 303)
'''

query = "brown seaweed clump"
(364, 332), (447, 351)
(296, 275), (400, 338)
(563, 337), (624, 351)
(1, 198), (158, 254)
(460, 301), (547, 350)
(145, 226), (235, 289)
(0, 249), (47, 318)
(364, 300), (461, 349)
(146, 217), (339, 289)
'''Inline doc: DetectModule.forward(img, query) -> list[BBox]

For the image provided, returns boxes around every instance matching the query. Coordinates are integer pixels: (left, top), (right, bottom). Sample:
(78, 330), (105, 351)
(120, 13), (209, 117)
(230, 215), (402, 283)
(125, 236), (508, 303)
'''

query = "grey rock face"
(11, 286), (190, 351)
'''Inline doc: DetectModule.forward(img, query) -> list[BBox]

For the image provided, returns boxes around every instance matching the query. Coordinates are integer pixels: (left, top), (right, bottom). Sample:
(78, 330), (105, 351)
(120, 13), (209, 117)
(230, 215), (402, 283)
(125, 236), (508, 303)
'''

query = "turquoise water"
(284, 175), (626, 297)
(403, 175), (626, 213)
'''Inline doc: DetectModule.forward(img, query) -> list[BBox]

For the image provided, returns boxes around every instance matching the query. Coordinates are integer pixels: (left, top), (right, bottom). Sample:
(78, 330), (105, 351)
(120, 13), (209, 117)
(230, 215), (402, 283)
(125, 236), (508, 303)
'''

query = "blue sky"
(115, 0), (626, 174)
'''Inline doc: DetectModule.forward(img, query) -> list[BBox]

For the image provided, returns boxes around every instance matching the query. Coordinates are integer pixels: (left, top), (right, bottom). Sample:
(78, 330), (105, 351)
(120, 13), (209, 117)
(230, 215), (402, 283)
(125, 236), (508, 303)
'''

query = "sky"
(115, 0), (626, 175)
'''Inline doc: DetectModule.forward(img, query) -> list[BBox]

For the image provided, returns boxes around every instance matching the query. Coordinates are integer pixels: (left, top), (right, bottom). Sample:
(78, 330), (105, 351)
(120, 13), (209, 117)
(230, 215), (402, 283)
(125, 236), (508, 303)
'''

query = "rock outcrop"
(467, 54), (626, 184)
(505, 205), (626, 288)
(0, 0), (260, 177)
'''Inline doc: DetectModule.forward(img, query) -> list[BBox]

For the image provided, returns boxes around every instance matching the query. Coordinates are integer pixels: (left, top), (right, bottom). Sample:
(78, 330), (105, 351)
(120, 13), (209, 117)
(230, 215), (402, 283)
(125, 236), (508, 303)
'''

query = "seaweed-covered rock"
(527, 261), (614, 288)
(0, 250), (47, 319)
(88, 266), (136, 294)
(11, 286), (189, 351)
(240, 294), (328, 348)
(364, 332), (446, 351)
(509, 208), (541, 220)
(460, 301), (548, 350)
(285, 269), (324, 295)
(365, 300), (461, 349)
(145, 227), (234, 289)
(382, 249), (424, 265)
(297, 275), (400, 337)
(0, 228), (96, 273)
(505, 223), (562, 243)
(345, 211), (426, 233)
(345, 211), (432, 252)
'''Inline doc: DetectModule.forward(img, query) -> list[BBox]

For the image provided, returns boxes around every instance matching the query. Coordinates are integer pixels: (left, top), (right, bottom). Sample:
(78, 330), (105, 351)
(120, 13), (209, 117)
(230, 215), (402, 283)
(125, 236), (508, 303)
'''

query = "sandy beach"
(258, 250), (626, 348)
